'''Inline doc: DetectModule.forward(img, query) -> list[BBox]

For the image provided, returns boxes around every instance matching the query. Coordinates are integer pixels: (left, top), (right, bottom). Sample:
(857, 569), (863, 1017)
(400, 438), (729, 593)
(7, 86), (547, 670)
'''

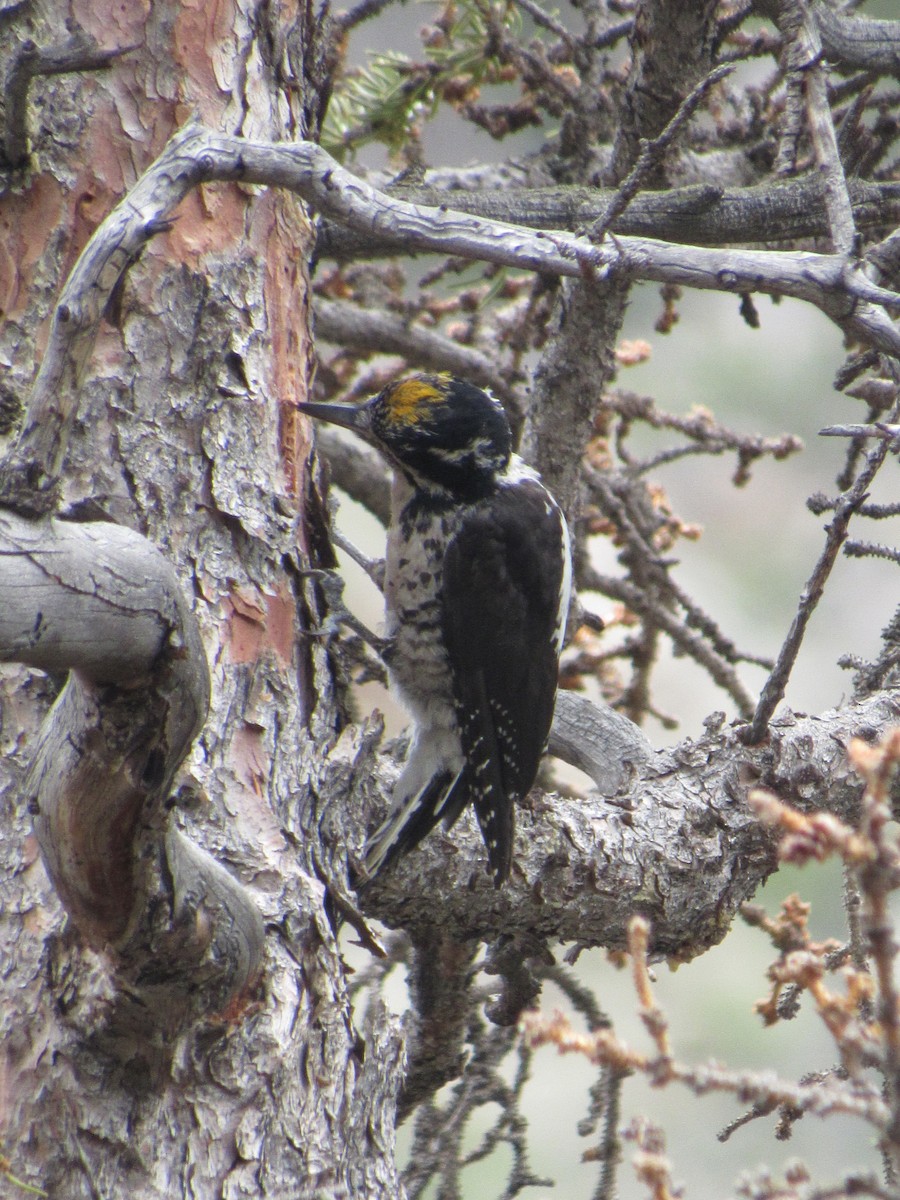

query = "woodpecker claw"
(302, 567), (387, 655)
(332, 529), (385, 590)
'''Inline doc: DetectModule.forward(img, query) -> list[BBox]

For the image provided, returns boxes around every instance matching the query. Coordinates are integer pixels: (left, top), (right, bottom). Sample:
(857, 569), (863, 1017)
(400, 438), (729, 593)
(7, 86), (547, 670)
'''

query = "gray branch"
(356, 690), (900, 957)
(0, 511), (263, 1018)
(2, 33), (134, 168)
(548, 689), (654, 793)
(4, 122), (899, 513)
(0, 511), (188, 682)
(315, 297), (517, 402)
(315, 426), (392, 527)
(776, 0), (856, 255)
(313, 175), (900, 259)
(814, 1), (900, 75)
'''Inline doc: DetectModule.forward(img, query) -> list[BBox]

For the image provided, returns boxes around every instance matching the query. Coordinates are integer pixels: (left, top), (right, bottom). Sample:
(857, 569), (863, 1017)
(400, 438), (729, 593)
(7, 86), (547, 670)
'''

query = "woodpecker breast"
(297, 373), (572, 884)
(381, 471), (465, 721)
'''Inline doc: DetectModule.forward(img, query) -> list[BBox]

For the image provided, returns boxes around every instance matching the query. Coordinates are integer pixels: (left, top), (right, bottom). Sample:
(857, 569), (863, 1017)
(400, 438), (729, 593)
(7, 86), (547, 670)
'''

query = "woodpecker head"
(297, 373), (512, 497)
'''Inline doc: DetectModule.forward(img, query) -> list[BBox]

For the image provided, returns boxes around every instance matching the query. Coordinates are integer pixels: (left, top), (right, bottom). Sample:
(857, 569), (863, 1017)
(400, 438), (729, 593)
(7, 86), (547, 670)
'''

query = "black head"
(298, 373), (512, 497)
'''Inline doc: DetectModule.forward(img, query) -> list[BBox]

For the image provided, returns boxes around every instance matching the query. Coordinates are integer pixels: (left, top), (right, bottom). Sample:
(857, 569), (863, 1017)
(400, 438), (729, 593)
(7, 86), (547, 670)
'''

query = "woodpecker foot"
(332, 529), (385, 590)
(302, 567), (388, 656)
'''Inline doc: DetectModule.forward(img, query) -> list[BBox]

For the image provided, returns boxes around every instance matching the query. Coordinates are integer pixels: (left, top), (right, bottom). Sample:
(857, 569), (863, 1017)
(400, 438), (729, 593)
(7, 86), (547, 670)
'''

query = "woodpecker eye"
(367, 373), (512, 494)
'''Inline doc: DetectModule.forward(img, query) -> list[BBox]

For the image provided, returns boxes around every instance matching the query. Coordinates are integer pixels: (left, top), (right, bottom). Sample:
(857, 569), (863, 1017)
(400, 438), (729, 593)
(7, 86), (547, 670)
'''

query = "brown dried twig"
(522, 914), (889, 1138)
(851, 733), (900, 1179)
(747, 731), (900, 1178)
(601, 388), (803, 485)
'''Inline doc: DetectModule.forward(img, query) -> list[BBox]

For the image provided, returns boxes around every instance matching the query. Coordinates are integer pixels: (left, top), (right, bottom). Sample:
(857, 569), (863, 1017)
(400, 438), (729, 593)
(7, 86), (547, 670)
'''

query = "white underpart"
(364, 726), (464, 875)
(363, 473), (466, 873)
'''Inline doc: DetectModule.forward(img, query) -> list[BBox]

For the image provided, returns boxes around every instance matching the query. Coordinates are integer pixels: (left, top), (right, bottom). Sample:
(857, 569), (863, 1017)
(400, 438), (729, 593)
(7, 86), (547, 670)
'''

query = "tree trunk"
(0, 2), (403, 1196)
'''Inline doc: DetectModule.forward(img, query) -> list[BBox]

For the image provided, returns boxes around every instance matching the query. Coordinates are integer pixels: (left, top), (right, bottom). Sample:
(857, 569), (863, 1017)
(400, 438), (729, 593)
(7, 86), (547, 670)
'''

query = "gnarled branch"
(4, 121), (899, 513)
(355, 691), (900, 958)
(0, 510), (263, 1019)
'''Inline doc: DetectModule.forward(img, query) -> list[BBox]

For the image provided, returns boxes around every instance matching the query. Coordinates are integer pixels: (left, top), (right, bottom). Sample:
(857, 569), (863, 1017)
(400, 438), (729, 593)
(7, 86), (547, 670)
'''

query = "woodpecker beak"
(295, 399), (370, 434)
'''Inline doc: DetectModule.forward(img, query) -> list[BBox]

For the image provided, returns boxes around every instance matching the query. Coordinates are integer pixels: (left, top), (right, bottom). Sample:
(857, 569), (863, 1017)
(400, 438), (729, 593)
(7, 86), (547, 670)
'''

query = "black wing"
(440, 479), (568, 883)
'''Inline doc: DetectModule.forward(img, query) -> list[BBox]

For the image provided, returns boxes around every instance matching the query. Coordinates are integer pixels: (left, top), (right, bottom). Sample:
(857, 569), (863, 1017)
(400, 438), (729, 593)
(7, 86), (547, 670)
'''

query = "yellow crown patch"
(385, 376), (448, 425)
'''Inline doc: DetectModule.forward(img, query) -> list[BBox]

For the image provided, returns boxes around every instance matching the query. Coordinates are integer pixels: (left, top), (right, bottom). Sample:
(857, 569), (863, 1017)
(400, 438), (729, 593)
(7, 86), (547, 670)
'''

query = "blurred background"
(325, 2), (899, 1193)
(335, 286), (885, 1200)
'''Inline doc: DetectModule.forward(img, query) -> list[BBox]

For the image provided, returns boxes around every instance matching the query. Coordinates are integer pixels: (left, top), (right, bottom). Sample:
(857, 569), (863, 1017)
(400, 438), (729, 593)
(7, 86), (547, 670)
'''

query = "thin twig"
(523, 980), (889, 1129)
(509, 0), (575, 46)
(591, 63), (734, 240)
(592, 1067), (626, 1200)
(746, 401), (900, 743)
(820, 423), (900, 441)
(481, 4), (579, 108)
(590, 17), (634, 51)
(844, 541), (900, 565)
(605, 387), (803, 483)
(332, 0), (397, 34)
(585, 467), (768, 676)
(582, 564), (758, 716)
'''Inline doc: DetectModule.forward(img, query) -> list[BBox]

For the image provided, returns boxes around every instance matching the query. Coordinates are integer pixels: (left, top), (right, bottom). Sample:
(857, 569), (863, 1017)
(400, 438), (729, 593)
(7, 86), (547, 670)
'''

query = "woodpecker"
(298, 373), (572, 885)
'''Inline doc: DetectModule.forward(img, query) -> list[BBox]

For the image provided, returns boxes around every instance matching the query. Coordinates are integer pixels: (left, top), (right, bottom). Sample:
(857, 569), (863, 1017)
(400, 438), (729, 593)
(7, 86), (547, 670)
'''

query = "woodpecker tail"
(363, 767), (465, 880)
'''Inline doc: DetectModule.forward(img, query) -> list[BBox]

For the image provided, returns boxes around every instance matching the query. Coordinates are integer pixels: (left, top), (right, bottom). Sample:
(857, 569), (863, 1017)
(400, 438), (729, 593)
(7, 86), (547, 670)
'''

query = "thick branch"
(357, 691), (900, 957)
(400, 935), (478, 1120)
(0, 511), (189, 682)
(814, 1), (900, 75)
(313, 176), (900, 259)
(0, 511), (263, 1016)
(4, 123), (899, 514)
(549, 689), (654, 792)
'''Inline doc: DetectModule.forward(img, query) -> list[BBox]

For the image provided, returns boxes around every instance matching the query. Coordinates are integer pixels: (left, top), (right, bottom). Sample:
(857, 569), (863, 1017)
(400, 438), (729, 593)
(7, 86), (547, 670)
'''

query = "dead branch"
(0, 509), (263, 1020)
(4, 121), (899, 516)
(353, 690), (900, 956)
(313, 175), (900, 260)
